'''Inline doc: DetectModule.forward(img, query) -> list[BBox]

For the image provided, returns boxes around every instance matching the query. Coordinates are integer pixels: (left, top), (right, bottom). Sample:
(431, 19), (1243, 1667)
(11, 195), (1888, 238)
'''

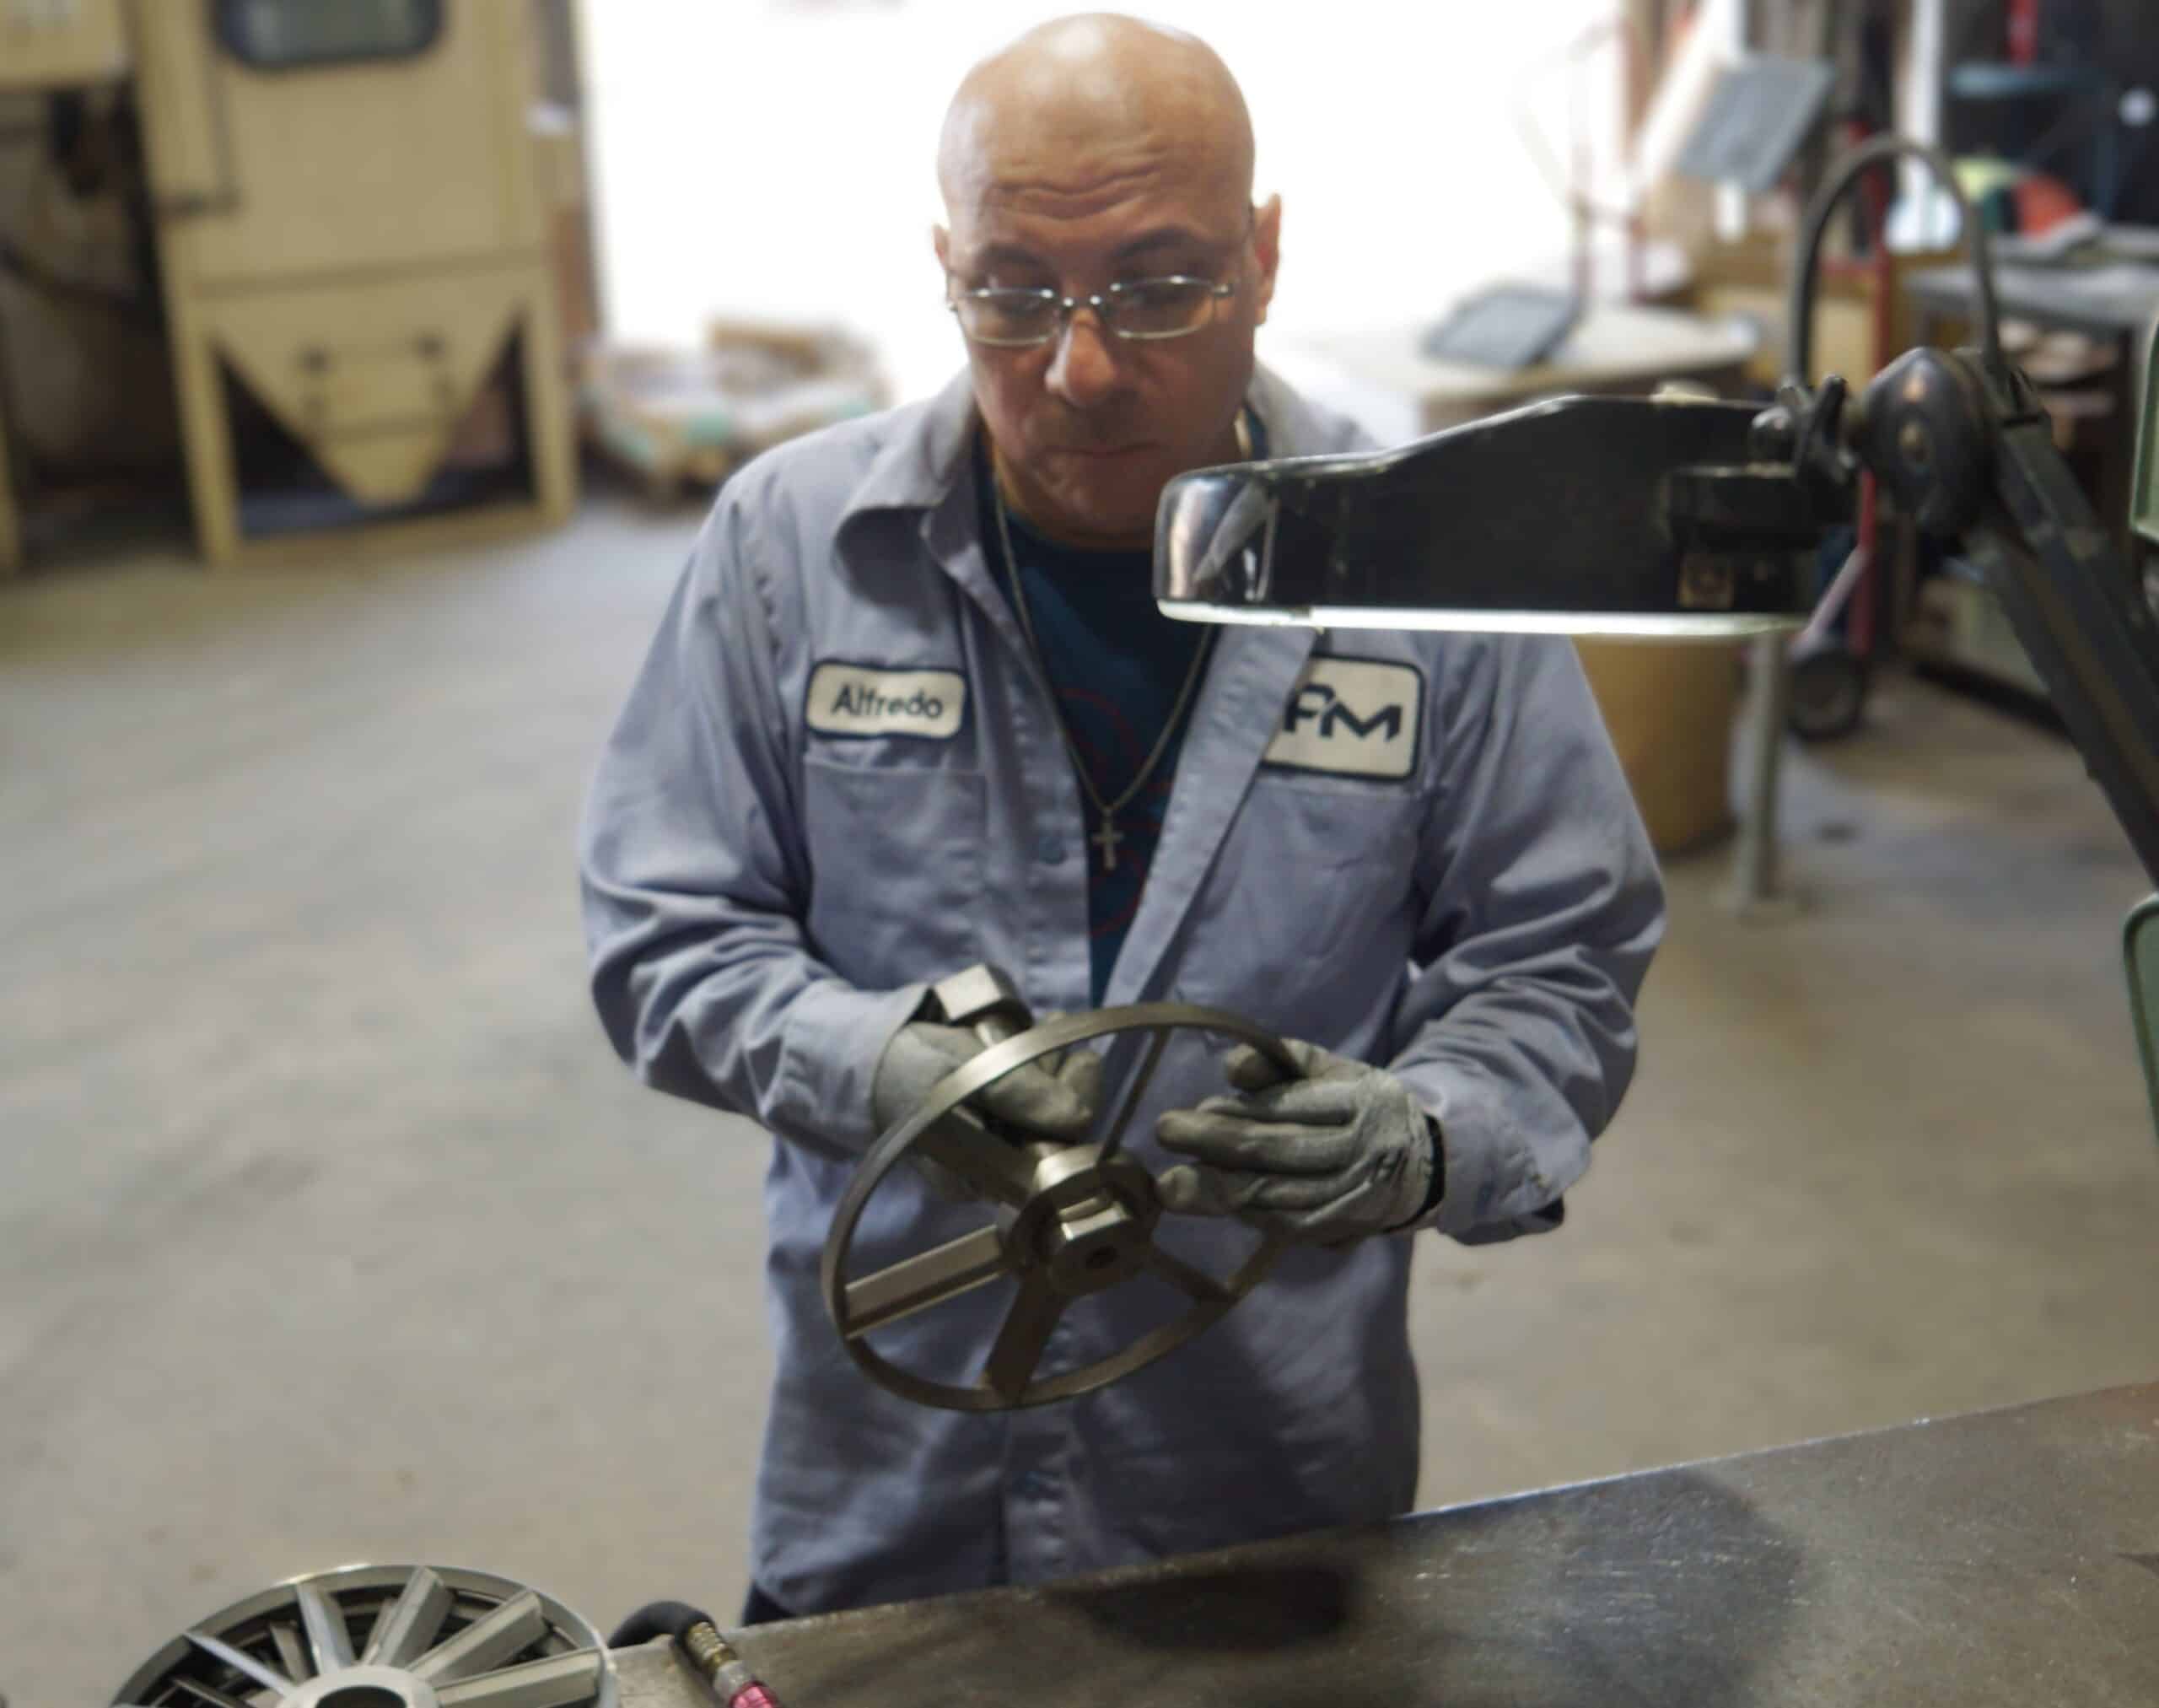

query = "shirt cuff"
(773, 978), (932, 1156)
(1398, 1061), (1558, 1239)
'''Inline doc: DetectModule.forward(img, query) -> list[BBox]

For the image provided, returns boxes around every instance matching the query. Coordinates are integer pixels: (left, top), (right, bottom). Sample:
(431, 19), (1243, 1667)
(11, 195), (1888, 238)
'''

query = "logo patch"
(806, 663), (966, 740)
(1264, 655), (1422, 780)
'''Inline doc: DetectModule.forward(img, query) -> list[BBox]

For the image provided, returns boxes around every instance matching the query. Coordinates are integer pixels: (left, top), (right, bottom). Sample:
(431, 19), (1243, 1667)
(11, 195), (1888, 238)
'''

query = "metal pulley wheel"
(821, 1000), (1298, 1412)
(109, 1563), (616, 1708)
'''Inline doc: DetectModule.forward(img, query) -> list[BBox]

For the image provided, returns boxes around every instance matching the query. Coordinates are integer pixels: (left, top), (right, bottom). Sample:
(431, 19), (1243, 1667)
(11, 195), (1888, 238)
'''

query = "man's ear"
(933, 224), (951, 275)
(1250, 195), (1282, 326)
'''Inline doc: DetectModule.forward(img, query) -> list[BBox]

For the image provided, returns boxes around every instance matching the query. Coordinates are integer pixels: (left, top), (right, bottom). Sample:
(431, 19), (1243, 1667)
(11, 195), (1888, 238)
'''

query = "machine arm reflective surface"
(1156, 348), (2159, 890)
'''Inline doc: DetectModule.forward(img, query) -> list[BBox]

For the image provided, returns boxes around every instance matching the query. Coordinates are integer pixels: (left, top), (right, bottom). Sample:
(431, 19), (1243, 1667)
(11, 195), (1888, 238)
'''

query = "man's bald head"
(931, 14), (1279, 548)
(938, 14), (1254, 223)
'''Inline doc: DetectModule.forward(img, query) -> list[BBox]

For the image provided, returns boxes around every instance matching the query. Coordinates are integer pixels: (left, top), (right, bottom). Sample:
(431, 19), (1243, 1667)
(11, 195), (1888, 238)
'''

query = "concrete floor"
(4, 503), (2156, 1705)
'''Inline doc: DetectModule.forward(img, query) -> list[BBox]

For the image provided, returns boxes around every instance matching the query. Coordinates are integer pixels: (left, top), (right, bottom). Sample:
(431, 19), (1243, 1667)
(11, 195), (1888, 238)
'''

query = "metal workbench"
(616, 1382), (2159, 1706)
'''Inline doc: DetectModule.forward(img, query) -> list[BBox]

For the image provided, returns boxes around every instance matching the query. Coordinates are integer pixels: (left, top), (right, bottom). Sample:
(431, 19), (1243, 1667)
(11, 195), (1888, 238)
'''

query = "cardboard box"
(1577, 638), (1742, 855)
(581, 323), (891, 500)
(1681, 229), (1965, 389)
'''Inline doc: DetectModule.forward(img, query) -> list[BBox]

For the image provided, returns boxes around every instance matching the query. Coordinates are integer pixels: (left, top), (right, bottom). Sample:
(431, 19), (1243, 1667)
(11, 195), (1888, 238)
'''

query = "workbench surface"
(616, 1381), (2159, 1706)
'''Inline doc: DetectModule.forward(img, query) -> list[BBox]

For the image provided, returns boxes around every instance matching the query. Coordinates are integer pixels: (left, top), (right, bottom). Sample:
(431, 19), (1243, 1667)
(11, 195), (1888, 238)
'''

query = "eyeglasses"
(948, 276), (1237, 347)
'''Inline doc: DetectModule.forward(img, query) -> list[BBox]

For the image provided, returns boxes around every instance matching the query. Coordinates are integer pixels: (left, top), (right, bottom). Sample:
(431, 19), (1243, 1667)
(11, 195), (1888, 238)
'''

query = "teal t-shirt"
(977, 450), (1214, 1004)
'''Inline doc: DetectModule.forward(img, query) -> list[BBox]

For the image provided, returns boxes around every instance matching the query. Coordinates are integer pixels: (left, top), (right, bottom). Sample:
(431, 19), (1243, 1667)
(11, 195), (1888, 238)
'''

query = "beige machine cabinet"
(0, 0), (130, 90)
(1, 0), (132, 574)
(129, 0), (574, 566)
(0, 376), (17, 576)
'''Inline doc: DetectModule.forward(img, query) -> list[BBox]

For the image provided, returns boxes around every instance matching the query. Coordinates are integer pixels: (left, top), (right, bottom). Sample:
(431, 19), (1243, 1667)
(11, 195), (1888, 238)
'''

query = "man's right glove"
(871, 1021), (1103, 1197)
(1155, 1038), (1440, 1242)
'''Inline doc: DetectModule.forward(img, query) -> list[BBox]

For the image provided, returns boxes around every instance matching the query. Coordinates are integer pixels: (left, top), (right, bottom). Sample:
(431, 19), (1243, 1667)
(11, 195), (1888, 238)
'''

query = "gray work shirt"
(579, 364), (1666, 1614)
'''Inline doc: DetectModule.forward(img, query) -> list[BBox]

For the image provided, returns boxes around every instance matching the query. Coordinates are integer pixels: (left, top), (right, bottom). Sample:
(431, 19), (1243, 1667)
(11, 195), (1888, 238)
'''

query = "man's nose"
(1045, 307), (1121, 408)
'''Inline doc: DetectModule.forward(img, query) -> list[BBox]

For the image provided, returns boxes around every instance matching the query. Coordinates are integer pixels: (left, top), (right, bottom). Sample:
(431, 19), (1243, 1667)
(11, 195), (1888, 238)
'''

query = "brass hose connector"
(683, 1619), (781, 1708)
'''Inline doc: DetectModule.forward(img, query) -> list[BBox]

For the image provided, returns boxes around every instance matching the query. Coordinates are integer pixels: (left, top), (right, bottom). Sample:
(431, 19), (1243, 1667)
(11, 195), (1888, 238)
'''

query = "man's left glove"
(870, 1019), (1103, 1203)
(1155, 1038), (1440, 1242)
(872, 1021), (1101, 1145)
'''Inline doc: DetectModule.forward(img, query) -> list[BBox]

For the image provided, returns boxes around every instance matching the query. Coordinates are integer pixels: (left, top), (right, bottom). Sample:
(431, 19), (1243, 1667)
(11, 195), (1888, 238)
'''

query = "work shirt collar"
(836, 364), (1341, 1005)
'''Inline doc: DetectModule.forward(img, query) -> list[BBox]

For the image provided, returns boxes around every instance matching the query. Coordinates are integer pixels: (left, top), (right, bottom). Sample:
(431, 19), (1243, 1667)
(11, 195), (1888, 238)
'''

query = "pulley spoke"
(168, 1681), (252, 1708)
(363, 1565), (453, 1667)
(411, 1590), (546, 1685)
(296, 1580), (355, 1673)
(436, 1649), (608, 1708)
(1096, 1029), (1170, 1162)
(269, 1623), (310, 1684)
(843, 1225), (1012, 1338)
(183, 1631), (293, 1699)
(1142, 1242), (1235, 1304)
(983, 1275), (1066, 1403)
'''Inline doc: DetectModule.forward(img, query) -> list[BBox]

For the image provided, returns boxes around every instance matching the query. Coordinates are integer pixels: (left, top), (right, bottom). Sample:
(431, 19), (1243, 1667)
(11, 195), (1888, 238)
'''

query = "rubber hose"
(607, 1600), (719, 1650)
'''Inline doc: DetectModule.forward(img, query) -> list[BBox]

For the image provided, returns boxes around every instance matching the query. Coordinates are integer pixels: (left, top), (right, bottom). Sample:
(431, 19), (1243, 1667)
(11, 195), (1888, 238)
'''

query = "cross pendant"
(1090, 816), (1124, 873)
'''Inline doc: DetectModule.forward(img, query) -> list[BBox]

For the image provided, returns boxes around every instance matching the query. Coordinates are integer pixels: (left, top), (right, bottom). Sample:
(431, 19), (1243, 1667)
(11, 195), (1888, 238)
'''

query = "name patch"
(806, 663), (966, 740)
(1263, 656), (1422, 780)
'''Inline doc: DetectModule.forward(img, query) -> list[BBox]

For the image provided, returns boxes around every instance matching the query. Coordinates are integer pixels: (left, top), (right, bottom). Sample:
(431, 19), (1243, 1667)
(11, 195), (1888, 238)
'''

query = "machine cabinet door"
(132, 0), (543, 287)
(0, 0), (129, 89)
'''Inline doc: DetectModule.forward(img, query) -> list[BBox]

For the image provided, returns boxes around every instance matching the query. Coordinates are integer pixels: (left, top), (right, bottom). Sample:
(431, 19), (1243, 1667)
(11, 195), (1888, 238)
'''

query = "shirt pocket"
(799, 755), (986, 988)
(1178, 773), (1423, 1037)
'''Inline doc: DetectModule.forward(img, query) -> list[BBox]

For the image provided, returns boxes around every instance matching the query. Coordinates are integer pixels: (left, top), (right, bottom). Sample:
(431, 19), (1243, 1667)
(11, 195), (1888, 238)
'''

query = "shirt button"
(1035, 836), (1066, 865)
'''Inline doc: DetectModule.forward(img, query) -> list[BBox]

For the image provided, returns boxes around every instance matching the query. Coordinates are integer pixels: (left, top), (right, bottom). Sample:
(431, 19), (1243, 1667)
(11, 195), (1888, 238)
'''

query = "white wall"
(579, 2), (1623, 418)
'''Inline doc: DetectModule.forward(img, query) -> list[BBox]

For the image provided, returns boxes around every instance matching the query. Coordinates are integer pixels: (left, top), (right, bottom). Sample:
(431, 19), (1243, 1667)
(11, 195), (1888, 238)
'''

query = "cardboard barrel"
(1575, 639), (1741, 856)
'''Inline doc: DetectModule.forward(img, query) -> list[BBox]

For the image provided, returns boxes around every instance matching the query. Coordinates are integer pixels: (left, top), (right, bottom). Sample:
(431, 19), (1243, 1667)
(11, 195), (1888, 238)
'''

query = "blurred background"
(5, 2), (2159, 1702)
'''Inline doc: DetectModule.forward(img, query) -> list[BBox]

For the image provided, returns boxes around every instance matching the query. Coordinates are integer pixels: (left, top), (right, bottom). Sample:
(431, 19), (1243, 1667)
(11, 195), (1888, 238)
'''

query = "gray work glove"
(1155, 1038), (1439, 1242)
(872, 1021), (1104, 1199)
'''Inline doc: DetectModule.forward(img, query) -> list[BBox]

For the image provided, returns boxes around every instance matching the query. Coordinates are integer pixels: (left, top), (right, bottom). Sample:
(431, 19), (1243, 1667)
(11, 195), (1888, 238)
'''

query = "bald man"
(580, 15), (1663, 1621)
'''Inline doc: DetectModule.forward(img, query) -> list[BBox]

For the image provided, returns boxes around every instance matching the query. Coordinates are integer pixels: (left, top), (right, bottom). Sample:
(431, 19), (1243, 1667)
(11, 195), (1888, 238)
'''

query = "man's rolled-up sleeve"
(1390, 634), (1667, 1243)
(577, 502), (922, 1160)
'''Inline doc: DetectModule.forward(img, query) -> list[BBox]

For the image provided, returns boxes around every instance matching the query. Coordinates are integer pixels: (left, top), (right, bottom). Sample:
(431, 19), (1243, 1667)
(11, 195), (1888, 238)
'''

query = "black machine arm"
(1155, 352), (2159, 889)
(1155, 134), (2159, 889)
(1858, 347), (2159, 885)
